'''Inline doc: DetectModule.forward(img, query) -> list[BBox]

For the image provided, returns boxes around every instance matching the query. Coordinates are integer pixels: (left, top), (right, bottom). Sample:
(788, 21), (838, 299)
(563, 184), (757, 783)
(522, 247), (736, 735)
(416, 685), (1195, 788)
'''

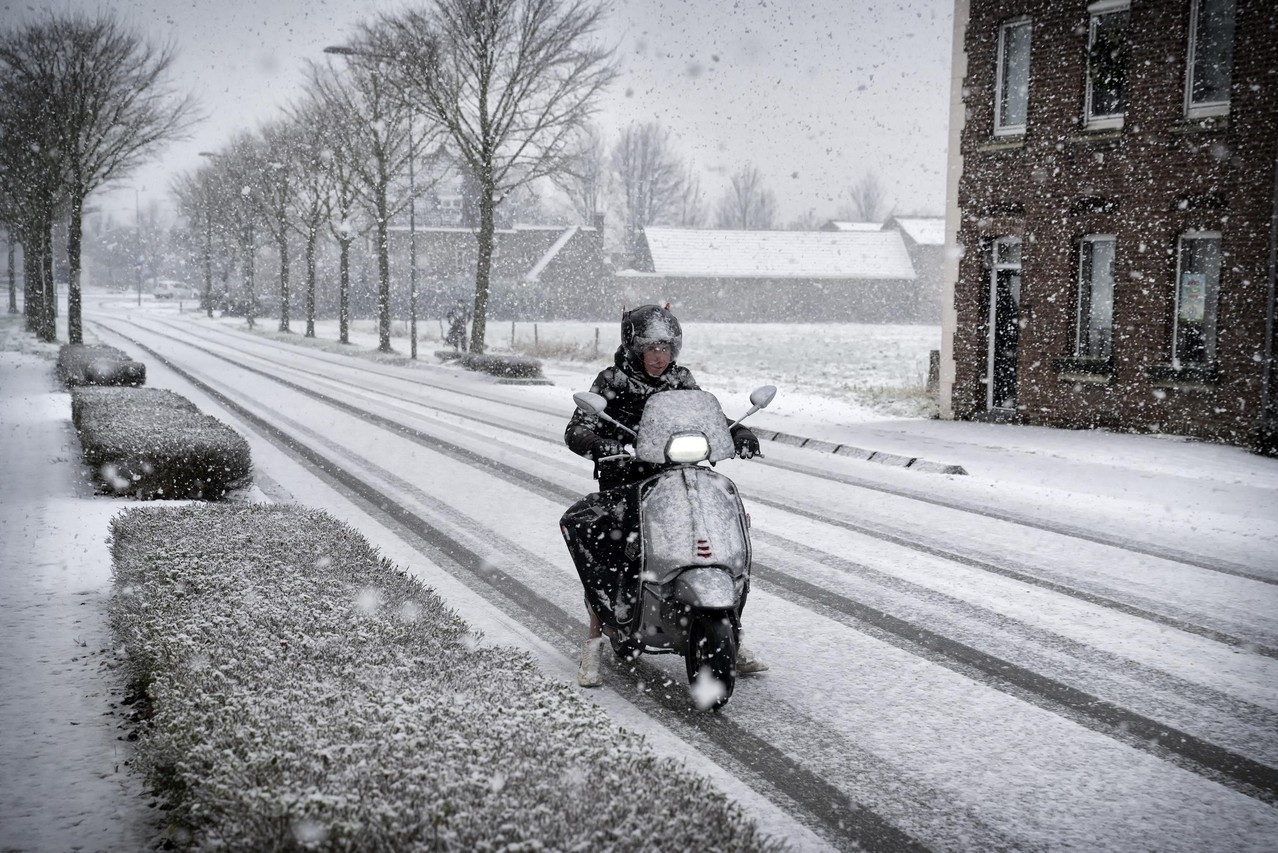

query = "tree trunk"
(278, 235), (290, 333)
(7, 238), (16, 315)
(204, 214), (214, 318)
(470, 182), (496, 354)
(39, 223), (56, 342)
(68, 193), (84, 344)
(24, 227), (41, 332)
(376, 189), (391, 353)
(305, 226), (317, 338)
(339, 238), (351, 344)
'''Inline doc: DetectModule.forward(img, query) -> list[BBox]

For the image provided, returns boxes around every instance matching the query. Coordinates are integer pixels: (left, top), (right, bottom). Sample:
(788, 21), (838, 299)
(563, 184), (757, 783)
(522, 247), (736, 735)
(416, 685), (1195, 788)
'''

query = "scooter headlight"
(665, 432), (710, 463)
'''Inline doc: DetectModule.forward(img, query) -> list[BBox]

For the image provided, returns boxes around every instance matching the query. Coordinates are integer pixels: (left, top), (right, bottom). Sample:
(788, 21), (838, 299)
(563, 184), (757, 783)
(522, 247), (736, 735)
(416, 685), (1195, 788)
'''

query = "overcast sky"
(7, 0), (954, 226)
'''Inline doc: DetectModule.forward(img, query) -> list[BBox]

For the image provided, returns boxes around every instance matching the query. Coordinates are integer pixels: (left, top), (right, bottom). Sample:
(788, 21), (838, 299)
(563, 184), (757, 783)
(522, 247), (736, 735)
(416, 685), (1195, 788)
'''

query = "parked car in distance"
(153, 280), (200, 300)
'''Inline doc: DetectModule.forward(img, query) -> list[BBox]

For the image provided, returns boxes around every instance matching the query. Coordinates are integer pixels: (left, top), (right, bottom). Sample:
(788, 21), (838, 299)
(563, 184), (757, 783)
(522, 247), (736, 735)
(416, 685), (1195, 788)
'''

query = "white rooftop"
(891, 217), (947, 246)
(824, 220), (883, 231)
(641, 227), (916, 280)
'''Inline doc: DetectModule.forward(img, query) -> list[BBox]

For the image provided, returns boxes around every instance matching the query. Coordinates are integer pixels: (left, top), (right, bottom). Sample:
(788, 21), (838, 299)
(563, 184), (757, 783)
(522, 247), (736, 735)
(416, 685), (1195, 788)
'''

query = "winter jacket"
(565, 346), (757, 488)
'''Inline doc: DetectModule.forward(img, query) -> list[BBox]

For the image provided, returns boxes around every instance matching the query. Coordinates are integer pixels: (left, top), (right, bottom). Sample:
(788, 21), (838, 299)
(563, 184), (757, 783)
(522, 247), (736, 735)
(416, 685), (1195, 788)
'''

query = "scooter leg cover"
(560, 491), (640, 630)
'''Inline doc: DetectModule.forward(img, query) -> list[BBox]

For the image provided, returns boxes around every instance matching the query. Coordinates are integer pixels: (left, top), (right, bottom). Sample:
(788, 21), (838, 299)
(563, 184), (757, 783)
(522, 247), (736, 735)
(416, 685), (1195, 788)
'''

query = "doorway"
(987, 236), (1022, 412)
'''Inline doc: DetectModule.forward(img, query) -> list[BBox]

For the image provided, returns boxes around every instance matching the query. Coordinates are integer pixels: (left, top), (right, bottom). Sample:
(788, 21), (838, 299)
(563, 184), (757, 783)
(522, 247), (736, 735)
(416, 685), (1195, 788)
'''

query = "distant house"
(944, 0), (1278, 449)
(388, 223), (609, 320)
(883, 215), (946, 321)
(624, 226), (920, 322)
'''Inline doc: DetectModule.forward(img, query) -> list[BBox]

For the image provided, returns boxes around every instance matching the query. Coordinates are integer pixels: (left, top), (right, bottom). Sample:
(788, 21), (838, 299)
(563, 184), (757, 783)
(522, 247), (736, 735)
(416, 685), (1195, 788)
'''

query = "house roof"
(524, 226), (579, 283)
(889, 217), (946, 246)
(823, 220), (882, 231)
(640, 227), (916, 280)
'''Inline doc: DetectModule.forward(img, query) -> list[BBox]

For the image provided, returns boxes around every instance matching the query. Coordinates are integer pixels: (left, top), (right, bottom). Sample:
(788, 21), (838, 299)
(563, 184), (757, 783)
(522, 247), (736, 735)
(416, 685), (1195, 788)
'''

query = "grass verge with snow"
(110, 505), (782, 851)
(72, 386), (252, 499)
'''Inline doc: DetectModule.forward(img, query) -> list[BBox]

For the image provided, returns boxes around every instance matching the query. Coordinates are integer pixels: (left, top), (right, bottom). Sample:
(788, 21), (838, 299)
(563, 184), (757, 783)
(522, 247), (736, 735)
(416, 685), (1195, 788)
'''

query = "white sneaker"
(577, 638), (605, 687)
(736, 643), (769, 674)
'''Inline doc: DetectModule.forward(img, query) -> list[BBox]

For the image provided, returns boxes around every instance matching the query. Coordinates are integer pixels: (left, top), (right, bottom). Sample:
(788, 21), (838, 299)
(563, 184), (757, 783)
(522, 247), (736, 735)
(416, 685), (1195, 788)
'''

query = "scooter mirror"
(573, 391), (608, 415)
(749, 385), (777, 409)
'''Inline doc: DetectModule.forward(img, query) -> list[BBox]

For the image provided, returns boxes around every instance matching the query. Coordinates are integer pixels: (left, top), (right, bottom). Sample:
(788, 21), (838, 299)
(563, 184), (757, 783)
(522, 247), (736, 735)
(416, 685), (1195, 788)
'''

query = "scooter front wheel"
(685, 612), (737, 709)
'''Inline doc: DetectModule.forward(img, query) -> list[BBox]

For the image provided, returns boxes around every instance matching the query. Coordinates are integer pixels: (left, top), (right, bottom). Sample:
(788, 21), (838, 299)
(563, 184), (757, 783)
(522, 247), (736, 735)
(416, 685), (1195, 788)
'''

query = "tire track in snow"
(93, 320), (931, 853)
(115, 317), (1272, 649)
(119, 316), (1278, 661)
(129, 312), (1270, 585)
(96, 318), (1278, 806)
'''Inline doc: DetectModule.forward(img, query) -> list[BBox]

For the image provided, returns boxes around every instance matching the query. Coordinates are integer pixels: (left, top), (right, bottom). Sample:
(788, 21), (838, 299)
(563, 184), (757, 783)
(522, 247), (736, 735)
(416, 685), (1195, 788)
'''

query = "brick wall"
(954, 0), (1278, 444)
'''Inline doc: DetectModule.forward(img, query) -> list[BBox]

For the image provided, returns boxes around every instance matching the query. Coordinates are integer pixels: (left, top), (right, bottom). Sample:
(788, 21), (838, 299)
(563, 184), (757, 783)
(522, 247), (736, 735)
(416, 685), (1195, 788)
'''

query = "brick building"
(943, 0), (1277, 448)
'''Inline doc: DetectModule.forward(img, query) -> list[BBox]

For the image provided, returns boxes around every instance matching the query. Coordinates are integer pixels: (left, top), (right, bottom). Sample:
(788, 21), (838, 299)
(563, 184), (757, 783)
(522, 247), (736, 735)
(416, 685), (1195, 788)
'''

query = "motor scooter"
(560, 385), (775, 709)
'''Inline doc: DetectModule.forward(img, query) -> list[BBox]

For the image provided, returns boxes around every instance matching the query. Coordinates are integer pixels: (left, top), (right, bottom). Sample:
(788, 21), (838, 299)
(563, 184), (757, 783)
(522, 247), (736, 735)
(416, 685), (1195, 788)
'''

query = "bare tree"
(715, 163), (777, 230)
(838, 171), (892, 223)
(675, 160), (706, 227)
(0, 12), (195, 343)
(611, 121), (684, 263)
(786, 208), (823, 231)
(381, 0), (618, 353)
(551, 123), (607, 226)
(284, 95), (338, 338)
(313, 38), (419, 353)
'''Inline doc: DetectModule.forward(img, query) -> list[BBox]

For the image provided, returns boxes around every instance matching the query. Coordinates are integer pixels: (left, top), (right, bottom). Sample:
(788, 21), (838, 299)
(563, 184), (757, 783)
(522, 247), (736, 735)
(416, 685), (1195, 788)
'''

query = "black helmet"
(622, 304), (682, 363)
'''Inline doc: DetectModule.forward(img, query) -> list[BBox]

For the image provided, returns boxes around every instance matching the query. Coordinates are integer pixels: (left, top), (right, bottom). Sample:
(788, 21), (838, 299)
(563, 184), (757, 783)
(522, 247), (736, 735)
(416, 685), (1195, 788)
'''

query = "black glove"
(590, 438), (626, 461)
(734, 431), (762, 459)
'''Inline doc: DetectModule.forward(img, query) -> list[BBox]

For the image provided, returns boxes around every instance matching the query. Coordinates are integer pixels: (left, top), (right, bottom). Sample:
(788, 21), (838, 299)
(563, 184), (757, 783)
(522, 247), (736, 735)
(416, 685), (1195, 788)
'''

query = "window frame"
(1171, 231), (1223, 366)
(1084, 0), (1130, 131)
(994, 17), (1033, 137)
(1183, 0), (1235, 119)
(1075, 235), (1116, 360)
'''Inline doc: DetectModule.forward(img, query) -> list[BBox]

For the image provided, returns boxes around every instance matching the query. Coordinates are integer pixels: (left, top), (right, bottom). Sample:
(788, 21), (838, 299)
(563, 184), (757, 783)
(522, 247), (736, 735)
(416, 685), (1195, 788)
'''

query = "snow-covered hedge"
(57, 343), (146, 386)
(72, 386), (251, 499)
(109, 505), (781, 852)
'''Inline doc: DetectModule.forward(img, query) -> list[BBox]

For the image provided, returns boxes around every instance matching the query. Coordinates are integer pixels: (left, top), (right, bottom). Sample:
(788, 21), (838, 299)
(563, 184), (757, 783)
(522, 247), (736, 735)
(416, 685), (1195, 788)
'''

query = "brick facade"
(952, 0), (1277, 445)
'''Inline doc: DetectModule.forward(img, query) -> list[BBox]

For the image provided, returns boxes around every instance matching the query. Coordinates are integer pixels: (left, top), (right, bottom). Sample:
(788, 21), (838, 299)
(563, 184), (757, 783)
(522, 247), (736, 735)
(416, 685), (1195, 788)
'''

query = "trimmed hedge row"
(57, 343), (146, 386)
(109, 505), (781, 852)
(72, 386), (252, 499)
(437, 350), (545, 379)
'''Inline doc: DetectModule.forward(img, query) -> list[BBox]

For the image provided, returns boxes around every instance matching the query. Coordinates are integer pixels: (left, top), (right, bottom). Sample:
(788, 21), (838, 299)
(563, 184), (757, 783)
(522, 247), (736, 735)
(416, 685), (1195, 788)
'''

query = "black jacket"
(565, 347), (757, 486)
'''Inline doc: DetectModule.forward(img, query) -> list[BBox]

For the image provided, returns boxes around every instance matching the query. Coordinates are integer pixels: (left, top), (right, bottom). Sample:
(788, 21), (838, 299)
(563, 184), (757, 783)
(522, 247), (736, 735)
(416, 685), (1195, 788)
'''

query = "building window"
(1076, 235), (1115, 359)
(1085, 0), (1130, 129)
(1172, 232), (1222, 365)
(1185, 0), (1235, 118)
(995, 18), (1032, 136)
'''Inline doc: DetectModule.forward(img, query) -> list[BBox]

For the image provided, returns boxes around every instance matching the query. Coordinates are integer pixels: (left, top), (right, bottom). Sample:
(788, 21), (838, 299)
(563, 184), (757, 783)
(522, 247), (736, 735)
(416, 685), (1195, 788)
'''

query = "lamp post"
(325, 44), (420, 358)
(198, 152), (216, 317)
(134, 188), (142, 306)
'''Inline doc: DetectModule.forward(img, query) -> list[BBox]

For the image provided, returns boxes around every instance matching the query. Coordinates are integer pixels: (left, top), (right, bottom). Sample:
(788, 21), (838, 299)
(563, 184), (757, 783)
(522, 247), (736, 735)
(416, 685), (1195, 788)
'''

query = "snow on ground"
(0, 321), (161, 851)
(4, 296), (1278, 851)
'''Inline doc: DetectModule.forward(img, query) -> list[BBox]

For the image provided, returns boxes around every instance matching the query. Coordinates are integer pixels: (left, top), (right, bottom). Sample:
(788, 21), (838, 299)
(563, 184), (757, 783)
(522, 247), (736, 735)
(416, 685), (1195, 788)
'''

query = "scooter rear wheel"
(685, 612), (737, 709)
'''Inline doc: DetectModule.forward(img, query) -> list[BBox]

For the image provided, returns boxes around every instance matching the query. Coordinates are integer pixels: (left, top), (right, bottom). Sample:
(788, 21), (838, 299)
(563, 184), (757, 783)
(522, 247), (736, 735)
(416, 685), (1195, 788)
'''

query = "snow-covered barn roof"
(640, 227), (916, 280)
(822, 220), (883, 231)
(888, 217), (946, 246)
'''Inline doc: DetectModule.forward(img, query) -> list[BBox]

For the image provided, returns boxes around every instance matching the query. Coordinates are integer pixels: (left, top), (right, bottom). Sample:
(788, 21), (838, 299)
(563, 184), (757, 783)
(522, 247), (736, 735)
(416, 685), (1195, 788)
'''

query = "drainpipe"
(1256, 119), (1278, 453)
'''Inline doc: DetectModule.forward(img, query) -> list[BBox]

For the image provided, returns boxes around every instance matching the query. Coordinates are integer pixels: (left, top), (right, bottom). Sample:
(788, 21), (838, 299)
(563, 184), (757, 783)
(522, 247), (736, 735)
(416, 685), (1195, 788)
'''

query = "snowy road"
(87, 300), (1278, 852)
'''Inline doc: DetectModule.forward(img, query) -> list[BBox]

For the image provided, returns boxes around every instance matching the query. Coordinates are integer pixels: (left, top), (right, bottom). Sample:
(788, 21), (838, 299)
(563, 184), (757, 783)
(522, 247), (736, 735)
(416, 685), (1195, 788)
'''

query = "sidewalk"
(0, 336), (158, 851)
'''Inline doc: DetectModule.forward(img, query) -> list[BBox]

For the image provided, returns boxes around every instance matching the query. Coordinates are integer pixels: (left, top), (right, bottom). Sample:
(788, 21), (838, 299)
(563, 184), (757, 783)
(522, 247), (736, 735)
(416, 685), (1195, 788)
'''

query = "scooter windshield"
(635, 390), (736, 464)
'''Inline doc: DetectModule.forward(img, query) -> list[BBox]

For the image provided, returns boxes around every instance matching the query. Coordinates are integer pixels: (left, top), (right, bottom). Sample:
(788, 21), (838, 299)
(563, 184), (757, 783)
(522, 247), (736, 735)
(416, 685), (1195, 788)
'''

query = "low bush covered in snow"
(71, 386), (251, 499)
(110, 505), (781, 852)
(57, 342), (146, 386)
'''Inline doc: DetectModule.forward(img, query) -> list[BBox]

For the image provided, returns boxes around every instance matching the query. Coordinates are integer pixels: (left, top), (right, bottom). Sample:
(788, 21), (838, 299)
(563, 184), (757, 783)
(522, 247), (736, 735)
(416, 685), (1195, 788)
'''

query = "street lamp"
(324, 44), (421, 359)
(134, 188), (142, 306)
(198, 152), (216, 317)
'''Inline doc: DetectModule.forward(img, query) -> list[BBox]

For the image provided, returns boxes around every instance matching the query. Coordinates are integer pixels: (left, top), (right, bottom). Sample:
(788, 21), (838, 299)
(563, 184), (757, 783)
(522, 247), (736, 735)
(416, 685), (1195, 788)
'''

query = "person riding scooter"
(564, 304), (767, 687)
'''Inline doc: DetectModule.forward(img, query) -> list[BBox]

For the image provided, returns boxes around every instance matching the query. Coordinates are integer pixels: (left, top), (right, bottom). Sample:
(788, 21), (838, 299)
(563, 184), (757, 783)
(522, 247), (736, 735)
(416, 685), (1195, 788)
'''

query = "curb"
(752, 428), (968, 475)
